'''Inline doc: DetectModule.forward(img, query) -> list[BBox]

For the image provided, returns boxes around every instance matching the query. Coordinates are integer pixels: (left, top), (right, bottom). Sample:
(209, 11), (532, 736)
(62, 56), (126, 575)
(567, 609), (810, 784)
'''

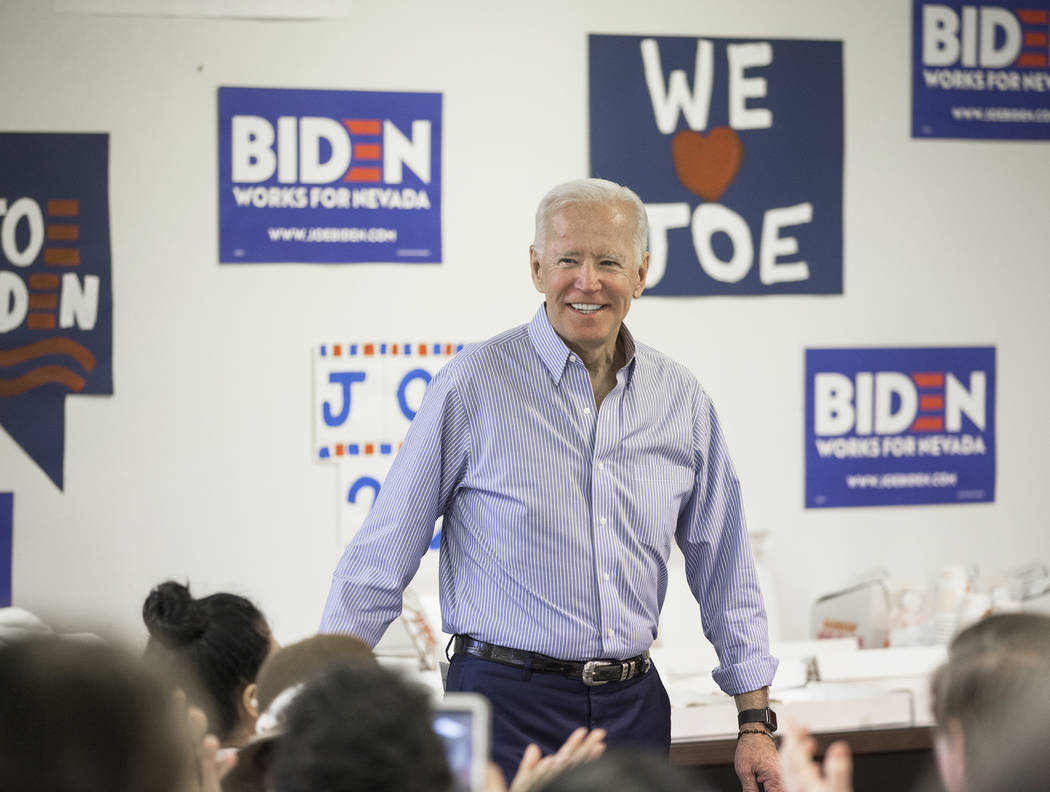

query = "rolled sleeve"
(712, 653), (780, 696)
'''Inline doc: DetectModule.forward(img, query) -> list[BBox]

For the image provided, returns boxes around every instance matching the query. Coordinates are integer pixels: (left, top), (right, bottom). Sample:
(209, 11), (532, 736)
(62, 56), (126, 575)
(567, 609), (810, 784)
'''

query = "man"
(321, 178), (781, 791)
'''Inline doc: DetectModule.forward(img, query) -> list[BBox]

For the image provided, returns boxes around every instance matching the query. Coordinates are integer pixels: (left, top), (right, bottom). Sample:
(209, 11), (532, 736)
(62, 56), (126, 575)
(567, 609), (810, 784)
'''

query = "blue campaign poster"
(913, 1), (1050, 139)
(805, 347), (996, 508)
(219, 87), (442, 264)
(590, 34), (843, 296)
(0, 133), (113, 490)
(1, 493), (11, 607)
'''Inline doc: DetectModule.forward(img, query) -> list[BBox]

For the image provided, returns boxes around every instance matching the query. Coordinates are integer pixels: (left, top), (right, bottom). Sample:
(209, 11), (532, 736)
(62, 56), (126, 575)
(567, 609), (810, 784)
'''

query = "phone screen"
(433, 708), (476, 792)
(434, 692), (490, 791)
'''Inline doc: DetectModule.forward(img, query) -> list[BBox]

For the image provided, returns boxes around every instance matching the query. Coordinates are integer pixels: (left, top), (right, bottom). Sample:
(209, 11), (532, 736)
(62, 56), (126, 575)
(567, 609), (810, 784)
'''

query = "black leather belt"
(452, 635), (651, 687)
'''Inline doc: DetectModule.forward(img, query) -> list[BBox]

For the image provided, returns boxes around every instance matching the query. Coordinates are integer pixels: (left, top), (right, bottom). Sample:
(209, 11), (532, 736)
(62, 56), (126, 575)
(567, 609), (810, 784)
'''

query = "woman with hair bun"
(143, 580), (276, 748)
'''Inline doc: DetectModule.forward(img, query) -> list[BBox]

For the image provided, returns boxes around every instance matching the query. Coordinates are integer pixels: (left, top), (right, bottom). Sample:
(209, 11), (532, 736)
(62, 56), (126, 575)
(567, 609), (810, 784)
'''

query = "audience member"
(143, 580), (276, 747)
(261, 658), (606, 792)
(224, 633), (380, 792)
(778, 723), (852, 792)
(268, 662), (452, 792)
(255, 632), (377, 714)
(966, 707), (1050, 792)
(0, 636), (221, 792)
(504, 727), (608, 792)
(929, 613), (1050, 792)
(942, 609), (1050, 661)
(779, 612), (1050, 792)
(533, 749), (707, 792)
(0, 605), (104, 644)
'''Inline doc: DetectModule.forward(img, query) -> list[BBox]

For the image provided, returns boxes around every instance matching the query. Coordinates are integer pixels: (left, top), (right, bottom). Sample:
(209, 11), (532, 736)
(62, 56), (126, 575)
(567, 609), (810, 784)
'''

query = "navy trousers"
(445, 652), (672, 784)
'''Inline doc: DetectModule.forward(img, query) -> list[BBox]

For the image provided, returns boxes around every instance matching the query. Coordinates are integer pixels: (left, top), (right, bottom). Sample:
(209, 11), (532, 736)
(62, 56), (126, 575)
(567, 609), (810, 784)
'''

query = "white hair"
(533, 178), (649, 261)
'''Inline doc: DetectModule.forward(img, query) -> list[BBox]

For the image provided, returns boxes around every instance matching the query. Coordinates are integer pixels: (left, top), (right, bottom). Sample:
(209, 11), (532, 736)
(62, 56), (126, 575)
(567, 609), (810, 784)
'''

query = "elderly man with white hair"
(322, 178), (780, 791)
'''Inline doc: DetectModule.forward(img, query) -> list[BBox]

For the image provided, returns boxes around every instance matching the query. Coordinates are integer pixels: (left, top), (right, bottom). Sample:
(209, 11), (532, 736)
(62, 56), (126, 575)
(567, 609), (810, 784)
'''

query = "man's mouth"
(569, 303), (603, 314)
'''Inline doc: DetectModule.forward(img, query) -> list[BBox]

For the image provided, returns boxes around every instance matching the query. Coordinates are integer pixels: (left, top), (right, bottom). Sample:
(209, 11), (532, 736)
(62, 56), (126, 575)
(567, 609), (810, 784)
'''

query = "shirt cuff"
(711, 653), (780, 696)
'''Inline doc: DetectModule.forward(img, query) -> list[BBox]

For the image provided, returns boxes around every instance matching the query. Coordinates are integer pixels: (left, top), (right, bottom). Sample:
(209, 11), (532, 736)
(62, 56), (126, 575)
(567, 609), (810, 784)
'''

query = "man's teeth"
(571, 304), (602, 313)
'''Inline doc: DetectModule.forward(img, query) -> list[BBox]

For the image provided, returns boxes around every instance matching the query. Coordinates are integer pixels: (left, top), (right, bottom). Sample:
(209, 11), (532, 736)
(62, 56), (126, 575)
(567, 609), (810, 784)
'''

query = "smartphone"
(432, 692), (491, 792)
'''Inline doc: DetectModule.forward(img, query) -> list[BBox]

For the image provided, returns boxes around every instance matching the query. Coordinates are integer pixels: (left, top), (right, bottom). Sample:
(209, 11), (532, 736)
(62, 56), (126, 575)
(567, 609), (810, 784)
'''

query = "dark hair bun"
(142, 581), (207, 645)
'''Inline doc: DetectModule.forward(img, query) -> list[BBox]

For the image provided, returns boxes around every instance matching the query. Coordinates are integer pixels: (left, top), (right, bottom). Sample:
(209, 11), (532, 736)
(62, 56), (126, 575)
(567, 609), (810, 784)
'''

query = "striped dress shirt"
(321, 305), (777, 695)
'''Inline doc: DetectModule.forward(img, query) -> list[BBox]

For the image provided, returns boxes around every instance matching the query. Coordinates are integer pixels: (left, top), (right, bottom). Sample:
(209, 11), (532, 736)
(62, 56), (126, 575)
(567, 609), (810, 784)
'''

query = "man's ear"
(242, 682), (260, 720)
(530, 246), (545, 293)
(633, 251), (650, 298)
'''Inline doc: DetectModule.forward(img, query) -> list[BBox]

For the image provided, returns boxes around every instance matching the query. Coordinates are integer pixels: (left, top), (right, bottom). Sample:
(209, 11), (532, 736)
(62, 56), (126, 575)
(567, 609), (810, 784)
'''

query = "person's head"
(530, 179), (650, 360)
(223, 633), (380, 792)
(268, 663), (452, 792)
(947, 611), (1050, 662)
(255, 632), (377, 715)
(931, 613), (1050, 792)
(965, 694), (1050, 792)
(143, 580), (275, 747)
(535, 749), (703, 792)
(0, 637), (185, 792)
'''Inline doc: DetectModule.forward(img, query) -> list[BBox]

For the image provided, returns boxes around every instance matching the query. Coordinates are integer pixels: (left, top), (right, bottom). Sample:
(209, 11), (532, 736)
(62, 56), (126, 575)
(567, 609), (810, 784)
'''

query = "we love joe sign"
(589, 34), (843, 296)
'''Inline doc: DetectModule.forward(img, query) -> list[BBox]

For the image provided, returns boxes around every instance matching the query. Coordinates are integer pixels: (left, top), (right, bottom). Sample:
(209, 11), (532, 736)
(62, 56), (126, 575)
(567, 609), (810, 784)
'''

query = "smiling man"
(321, 178), (780, 791)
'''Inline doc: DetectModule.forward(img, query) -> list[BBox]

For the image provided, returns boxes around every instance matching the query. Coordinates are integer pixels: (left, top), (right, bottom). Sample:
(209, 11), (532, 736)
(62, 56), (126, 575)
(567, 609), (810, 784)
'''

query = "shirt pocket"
(631, 465), (695, 551)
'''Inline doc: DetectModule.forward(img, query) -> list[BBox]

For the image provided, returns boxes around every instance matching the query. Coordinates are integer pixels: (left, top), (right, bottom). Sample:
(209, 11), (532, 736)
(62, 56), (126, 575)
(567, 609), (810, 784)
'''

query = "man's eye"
(558, 258), (577, 265)
(600, 260), (621, 268)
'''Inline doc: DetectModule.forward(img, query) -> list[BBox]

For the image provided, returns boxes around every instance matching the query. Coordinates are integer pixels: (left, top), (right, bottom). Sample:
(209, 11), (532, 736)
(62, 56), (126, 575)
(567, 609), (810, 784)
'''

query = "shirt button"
(608, 629), (615, 637)
(599, 517), (607, 526)
(568, 354), (577, 362)
(603, 573), (611, 581)
(582, 407), (591, 415)
(597, 461), (604, 471)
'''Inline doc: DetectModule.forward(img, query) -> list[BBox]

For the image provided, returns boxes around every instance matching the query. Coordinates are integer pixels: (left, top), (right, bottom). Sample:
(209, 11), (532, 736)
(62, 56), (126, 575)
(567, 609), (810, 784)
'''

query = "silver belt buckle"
(582, 660), (610, 686)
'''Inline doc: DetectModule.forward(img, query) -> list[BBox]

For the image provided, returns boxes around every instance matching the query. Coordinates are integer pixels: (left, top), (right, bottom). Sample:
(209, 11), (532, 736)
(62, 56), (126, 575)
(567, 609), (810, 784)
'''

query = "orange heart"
(671, 127), (743, 202)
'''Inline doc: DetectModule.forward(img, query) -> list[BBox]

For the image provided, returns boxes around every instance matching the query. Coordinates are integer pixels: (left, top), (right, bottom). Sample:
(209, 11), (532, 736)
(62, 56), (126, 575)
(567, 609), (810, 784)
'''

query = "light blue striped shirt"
(321, 306), (777, 695)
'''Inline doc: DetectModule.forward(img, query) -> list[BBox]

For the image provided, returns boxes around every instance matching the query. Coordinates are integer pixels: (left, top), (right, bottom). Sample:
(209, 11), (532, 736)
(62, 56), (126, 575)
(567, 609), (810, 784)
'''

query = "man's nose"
(575, 260), (600, 291)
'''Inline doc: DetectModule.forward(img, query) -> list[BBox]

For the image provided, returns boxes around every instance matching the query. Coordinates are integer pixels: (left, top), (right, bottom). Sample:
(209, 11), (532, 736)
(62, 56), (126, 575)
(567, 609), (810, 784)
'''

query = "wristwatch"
(738, 707), (778, 733)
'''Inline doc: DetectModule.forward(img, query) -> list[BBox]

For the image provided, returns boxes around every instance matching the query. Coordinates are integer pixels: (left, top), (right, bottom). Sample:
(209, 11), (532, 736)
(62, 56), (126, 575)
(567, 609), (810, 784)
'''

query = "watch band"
(737, 707), (778, 733)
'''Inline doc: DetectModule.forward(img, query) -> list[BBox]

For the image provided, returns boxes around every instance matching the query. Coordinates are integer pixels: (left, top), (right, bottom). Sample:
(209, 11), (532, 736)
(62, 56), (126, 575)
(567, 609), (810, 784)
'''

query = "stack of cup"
(933, 565), (971, 644)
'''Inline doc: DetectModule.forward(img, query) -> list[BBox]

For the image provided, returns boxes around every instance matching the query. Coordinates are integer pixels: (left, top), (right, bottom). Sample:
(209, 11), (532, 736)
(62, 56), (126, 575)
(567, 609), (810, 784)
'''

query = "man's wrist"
(737, 729), (777, 743)
(737, 706), (778, 733)
(733, 686), (770, 711)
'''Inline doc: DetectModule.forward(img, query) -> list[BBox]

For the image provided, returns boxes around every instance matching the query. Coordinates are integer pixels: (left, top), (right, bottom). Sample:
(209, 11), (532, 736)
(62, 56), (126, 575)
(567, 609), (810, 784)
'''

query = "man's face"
(530, 200), (649, 359)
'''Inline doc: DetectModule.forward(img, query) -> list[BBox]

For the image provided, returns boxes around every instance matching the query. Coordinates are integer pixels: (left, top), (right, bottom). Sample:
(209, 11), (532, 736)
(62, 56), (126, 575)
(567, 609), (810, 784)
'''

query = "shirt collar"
(527, 304), (638, 384)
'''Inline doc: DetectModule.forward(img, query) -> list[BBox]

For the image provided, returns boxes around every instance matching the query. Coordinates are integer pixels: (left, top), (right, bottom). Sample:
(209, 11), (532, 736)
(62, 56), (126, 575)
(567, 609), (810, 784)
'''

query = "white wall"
(2, 0), (1048, 650)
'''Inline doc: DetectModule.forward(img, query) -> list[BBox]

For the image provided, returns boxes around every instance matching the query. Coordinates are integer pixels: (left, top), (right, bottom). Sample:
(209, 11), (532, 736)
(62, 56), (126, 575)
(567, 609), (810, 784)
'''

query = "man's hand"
(733, 686), (782, 792)
(778, 721), (852, 792)
(735, 731), (784, 792)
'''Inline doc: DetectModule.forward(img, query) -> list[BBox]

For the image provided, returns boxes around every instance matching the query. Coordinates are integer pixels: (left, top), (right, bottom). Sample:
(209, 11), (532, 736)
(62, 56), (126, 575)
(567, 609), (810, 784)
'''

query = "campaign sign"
(0, 134), (113, 490)
(313, 340), (463, 462)
(913, 1), (1050, 139)
(1, 492), (11, 607)
(219, 87), (442, 263)
(589, 35), (843, 296)
(315, 341), (464, 549)
(806, 347), (996, 508)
